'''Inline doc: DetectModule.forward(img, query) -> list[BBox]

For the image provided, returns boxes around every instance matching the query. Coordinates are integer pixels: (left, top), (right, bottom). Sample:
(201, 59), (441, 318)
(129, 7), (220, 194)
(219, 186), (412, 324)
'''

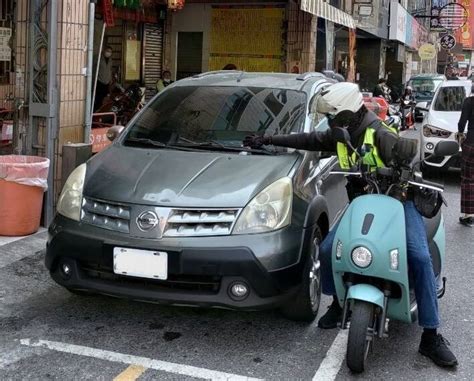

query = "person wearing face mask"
(156, 70), (174, 93)
(94, 46), (114, 111)
(243, 82), (458, 368)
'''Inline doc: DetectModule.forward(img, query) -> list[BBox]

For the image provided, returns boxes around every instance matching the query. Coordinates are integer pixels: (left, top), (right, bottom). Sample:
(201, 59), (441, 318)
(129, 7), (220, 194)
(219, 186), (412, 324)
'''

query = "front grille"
(79, 261), (221, 294)
(164, 209), (239, 237)
(81, 198), (130, 233)
(81, 198), (239, 237)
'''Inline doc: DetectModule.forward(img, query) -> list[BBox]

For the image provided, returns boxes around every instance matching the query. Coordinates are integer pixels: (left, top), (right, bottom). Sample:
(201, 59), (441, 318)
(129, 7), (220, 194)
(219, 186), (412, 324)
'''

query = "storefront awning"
(300, 0), (356, 29)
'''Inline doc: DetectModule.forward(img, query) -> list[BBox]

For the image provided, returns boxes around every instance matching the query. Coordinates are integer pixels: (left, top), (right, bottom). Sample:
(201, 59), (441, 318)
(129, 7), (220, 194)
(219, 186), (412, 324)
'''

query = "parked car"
(407, 74), (446, 122)
(46, 72), (350, 321)
(419, 79), (471, 171)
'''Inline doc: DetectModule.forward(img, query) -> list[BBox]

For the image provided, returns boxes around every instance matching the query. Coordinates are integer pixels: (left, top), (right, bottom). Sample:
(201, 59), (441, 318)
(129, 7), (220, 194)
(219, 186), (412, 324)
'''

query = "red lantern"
(167, 0), (185, 11)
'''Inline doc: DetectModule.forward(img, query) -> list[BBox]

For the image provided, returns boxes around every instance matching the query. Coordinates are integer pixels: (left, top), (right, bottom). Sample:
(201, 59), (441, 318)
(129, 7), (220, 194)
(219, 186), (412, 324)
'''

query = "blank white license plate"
(113, 248), (168, 280)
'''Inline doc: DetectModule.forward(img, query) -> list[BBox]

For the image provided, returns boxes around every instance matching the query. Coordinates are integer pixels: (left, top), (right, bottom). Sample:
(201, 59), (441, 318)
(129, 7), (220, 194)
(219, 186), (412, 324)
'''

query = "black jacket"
(271, 110), (399, 166)
(458, 96), (474, 144)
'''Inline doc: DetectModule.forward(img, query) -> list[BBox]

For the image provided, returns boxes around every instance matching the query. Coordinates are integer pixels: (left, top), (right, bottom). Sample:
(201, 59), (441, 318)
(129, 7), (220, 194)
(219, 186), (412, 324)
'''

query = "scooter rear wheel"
(346, 301), (375, 373)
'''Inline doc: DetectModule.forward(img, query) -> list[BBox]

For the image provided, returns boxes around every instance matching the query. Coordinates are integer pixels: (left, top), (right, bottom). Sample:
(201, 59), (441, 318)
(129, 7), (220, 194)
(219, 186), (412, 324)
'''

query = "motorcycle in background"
(96, 83), (145, 126)
(400, 99), (416, 131)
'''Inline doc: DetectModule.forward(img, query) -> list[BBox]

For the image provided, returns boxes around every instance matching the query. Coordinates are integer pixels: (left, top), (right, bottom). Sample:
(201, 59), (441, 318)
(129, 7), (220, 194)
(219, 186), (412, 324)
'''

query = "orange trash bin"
(0, 155), (50, 236)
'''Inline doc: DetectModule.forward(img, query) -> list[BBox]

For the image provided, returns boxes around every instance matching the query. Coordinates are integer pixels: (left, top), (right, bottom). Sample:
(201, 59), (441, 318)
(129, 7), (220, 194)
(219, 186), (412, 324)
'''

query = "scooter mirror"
(106, 125), (125, 142)
(332, 127), (351, 144)
(433, 140), (459, 157)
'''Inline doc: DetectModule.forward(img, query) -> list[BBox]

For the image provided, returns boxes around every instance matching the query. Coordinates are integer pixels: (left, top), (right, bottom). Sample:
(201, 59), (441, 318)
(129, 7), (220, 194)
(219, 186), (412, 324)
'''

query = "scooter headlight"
(351, 246), (373, 268)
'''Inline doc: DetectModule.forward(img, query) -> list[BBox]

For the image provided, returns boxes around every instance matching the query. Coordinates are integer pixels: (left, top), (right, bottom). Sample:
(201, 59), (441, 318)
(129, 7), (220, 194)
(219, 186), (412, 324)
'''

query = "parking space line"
(312, 330), (348, 381)
(113, 365), (147, 381)
(20, 339), (263, 381)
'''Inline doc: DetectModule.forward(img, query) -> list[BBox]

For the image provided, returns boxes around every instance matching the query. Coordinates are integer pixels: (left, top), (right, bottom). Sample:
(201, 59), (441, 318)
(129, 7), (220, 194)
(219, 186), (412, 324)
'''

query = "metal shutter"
(143, 23), (163, 102)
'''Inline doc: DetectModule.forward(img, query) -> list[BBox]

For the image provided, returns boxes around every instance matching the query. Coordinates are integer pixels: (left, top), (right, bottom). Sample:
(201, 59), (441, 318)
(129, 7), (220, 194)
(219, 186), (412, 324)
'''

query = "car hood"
(425, 110), (461, 132)
(84, 145), (299, 208)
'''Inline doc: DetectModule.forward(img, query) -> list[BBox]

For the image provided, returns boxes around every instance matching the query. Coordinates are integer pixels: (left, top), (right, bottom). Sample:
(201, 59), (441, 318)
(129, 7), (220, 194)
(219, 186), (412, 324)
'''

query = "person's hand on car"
(243, 135), (271, 149)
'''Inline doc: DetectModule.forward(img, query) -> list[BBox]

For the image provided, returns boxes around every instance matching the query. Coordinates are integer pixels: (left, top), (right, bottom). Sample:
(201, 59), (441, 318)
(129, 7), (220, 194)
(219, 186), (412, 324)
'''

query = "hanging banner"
(455, 0), (473, 49)
(0, 28), (12, 62)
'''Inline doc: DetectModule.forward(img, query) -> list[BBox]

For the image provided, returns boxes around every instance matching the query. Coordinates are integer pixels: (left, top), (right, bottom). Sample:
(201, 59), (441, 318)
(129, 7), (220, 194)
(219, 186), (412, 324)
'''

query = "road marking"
(114, 365), (147, 381)
(312, 330), (348, 381)
(21, 339), (263, 381)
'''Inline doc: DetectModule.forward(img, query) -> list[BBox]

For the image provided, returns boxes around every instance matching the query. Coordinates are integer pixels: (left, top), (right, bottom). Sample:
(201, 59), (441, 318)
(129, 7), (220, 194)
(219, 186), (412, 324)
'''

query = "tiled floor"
(0, 228), (47, 247)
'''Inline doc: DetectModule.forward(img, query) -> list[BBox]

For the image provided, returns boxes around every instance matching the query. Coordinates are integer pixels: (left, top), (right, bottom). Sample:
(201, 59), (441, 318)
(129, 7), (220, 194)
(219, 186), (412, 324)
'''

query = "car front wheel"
(280, 227), (322, 322)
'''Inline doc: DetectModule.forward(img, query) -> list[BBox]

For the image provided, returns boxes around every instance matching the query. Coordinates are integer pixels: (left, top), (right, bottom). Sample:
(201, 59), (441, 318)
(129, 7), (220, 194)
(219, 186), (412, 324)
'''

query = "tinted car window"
(433, 86), (466, 111)
(126, 86), (306, 146)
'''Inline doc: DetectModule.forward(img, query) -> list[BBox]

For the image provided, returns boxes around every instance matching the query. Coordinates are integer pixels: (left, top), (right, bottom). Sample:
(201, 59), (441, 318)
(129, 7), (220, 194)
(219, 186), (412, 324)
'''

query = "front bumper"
(421, 135), (461, 169)
(46, 215), (308, 310)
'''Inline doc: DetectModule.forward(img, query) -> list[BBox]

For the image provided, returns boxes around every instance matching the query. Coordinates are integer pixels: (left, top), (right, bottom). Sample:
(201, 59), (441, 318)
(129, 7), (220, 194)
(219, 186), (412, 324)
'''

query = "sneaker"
(419, 333), (458, 367)
(459, 217), (473, 227)
(317, 300), (343, 329)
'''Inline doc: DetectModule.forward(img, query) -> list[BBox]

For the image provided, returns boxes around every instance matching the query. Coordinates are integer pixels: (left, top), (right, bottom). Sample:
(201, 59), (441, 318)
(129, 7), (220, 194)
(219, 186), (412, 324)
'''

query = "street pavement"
(1, 128), (473, 380)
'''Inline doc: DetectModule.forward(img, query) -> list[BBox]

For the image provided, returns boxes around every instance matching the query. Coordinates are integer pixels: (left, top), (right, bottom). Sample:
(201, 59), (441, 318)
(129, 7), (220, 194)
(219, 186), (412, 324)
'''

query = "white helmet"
(315, 82), (364, 116)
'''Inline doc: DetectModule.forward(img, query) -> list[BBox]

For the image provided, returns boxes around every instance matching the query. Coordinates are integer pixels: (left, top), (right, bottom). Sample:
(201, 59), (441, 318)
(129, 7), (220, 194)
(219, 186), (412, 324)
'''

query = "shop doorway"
(176, 32), (203, 80)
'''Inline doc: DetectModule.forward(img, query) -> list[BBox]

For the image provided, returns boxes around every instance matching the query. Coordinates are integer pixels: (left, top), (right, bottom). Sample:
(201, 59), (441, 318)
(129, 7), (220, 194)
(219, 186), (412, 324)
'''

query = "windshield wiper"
(176, 137), (275, 155)
(125, 137), (195, 151)
(126, 137), (167, 147)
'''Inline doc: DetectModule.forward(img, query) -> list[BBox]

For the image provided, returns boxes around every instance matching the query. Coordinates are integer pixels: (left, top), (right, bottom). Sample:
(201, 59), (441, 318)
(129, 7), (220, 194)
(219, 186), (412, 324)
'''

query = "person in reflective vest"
(243, 82), (457, 368)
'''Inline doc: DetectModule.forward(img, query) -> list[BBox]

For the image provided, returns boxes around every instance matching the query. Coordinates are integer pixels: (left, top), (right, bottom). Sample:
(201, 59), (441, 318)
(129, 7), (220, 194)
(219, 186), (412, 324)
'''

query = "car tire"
(280, 226), (322, 322)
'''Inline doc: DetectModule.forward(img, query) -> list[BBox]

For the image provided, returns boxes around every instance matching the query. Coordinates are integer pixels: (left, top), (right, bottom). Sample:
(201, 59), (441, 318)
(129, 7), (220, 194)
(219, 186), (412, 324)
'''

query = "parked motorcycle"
(96, 83), (144, 126)
(328, 130), (458, 373)
(400, 99), (416, 130)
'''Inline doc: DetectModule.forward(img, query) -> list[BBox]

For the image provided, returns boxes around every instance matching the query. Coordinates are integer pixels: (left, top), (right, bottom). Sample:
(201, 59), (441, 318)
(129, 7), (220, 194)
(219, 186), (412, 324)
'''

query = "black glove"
(243, 134), (271, 149)
(394, 137), (417, 165)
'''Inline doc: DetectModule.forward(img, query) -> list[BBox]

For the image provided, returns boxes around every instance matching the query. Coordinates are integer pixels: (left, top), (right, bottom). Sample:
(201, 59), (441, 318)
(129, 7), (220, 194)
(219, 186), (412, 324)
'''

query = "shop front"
(166, 1), (288, 79)
(388, 1), (429, 85)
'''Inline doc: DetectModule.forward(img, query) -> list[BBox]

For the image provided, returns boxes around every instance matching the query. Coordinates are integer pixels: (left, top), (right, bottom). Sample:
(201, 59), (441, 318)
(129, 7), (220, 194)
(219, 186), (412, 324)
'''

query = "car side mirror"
(433, 141), (459, 157)
(417, 101), (429, 112)
(106, 125), (125, 142)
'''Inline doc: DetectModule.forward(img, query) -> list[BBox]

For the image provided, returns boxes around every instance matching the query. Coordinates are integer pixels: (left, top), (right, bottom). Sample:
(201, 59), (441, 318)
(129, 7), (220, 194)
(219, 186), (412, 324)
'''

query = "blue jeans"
(319, 200), (440, 328)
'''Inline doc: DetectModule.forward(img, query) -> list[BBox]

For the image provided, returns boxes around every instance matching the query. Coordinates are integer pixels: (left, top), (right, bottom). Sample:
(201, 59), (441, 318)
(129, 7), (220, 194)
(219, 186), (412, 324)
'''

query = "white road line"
(312, 330), (348, 381)
(20, 338), (263, 381)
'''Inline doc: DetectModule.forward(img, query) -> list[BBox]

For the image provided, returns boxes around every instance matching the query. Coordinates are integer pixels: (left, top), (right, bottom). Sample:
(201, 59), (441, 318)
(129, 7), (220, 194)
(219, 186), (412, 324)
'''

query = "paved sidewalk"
(0, 229), (47, 270)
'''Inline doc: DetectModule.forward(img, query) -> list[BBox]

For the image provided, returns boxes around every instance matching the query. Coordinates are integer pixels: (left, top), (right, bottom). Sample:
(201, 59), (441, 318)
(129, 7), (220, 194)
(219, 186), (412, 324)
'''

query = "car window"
(408, 78), (443, 98)
(433, 86), (466, 111)
(314, 117), (329, 132)
(125, 86), (307, 148)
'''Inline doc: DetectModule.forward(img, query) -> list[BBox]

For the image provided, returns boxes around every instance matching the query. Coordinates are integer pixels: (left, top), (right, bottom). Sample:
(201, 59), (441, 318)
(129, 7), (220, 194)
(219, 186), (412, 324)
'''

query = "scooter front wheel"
(346, 300), (376, 373)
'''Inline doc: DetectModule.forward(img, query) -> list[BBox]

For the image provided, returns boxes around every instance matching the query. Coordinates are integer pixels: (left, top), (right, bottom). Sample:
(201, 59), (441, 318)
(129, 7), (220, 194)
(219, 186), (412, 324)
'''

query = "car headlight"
(57, 164), (86, 221)
(423, 124), (452, 139)
(351, 246), (373, 268)
(232, 177), (292, 234)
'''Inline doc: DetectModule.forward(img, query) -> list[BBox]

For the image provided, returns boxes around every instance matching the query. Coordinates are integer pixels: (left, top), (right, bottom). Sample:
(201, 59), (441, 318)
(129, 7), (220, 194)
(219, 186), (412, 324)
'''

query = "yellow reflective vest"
(336, 123), (397, 170)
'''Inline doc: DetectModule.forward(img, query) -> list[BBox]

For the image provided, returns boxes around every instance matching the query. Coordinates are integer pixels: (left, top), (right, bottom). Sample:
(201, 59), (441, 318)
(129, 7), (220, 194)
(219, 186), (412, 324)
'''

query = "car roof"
(409, 74), (446, 80)
(173, 71), (334, 93)
(440, 80), (471, 87)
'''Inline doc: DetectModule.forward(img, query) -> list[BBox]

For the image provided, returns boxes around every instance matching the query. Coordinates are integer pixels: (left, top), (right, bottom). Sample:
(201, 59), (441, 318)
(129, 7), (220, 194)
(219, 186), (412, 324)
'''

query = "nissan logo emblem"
(136, 211), (159, 231)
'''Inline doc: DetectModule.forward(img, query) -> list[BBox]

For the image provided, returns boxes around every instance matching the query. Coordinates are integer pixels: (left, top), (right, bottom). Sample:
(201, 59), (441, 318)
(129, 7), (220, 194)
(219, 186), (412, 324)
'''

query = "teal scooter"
(329, 130), (459, 373)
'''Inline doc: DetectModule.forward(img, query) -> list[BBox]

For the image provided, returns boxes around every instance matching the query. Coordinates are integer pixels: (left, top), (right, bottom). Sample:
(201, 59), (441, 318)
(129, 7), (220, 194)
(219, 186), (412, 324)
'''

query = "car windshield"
(125, 86), (306, 153)
(408, 78), (443, 98)
(433, 86), (466, 112)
